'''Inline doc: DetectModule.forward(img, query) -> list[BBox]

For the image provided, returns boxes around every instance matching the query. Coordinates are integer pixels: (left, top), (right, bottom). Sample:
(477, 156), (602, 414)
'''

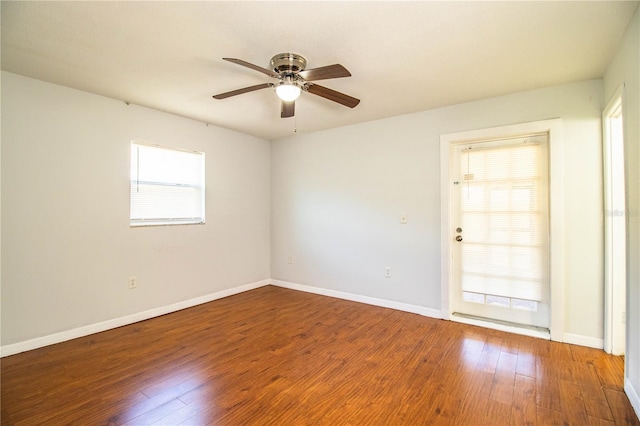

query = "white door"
(451, 135), (550, 329)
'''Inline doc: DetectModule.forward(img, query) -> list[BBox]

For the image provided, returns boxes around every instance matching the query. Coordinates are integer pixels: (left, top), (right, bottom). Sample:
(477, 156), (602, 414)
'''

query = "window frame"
(130, 141), (205, 227)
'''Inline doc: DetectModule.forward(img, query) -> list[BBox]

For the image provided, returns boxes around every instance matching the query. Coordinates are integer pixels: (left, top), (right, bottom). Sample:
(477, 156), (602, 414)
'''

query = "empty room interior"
(1, 1), (640, 425)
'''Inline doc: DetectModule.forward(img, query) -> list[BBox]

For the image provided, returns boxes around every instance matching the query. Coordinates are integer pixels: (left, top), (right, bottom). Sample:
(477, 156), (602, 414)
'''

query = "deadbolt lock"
(455, 235), (463, 242)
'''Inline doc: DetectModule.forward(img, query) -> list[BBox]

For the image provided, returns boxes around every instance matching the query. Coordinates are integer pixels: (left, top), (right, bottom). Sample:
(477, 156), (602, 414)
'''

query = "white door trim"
(440, 119), (564, 341)
(602, 84), (627, 355)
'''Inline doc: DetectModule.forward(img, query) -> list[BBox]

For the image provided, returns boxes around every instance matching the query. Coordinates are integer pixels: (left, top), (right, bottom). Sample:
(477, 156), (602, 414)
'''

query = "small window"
(511, 298), (537, 312)
(130, 142), (205, 226)
(463, 291), (485, 304)
(486, 295), (510, 308)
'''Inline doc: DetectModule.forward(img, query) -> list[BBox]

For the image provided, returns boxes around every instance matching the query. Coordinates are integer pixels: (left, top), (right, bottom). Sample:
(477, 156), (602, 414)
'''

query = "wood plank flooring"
(2, 285), (638, 425)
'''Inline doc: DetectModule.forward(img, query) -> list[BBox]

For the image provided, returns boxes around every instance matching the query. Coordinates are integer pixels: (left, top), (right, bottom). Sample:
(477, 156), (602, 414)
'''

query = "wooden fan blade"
(281, 101), (295, 118)
(299, 64), (351, 81)
(213, 83), (273, 99)
(223, 58), (280, 78)
(306, 83), (360, 108)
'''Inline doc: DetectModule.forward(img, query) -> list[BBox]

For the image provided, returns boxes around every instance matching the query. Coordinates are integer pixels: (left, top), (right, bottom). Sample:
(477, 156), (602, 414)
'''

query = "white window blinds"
(460, 138), (549, 302)
(130, 142), (205, 226)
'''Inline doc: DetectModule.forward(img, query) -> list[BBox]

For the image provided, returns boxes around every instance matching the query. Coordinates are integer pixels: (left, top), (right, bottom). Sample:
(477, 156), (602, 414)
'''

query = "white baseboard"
(562, 332), (604, 349)
(0, 278), (616, 359)
(626, 379), (640, 421)
(270, 279), (443, 319)
(0, 279), (270, 357)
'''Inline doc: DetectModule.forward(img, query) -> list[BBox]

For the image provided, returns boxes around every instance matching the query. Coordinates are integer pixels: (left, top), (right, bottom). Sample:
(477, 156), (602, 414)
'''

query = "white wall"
(271, 79), (604, 343)
(1, 71), (610, 356)
(604, 6), (640, 415)
(1, 72), (271, 347)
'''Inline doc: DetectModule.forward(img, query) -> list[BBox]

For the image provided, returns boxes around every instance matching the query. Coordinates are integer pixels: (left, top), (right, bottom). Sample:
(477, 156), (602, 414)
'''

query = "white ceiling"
(2, 1), (638, 140)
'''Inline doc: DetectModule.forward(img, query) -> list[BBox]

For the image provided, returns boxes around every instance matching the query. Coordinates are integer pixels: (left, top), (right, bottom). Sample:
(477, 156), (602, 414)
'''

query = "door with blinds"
(452, 135), (550, 328)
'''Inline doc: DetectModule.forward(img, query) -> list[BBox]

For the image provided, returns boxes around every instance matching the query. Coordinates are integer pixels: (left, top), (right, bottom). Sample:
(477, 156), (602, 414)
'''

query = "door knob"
(455, 235), (463, 242)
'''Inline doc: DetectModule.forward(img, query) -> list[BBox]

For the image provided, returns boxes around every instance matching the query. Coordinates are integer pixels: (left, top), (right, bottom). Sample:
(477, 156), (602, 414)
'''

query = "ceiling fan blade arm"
(281, 101), (295, 118)
(223, 58), (280, 78)
(212, 83), (273, 99)
(298, 64), (351, 81)
(306, 84), (360, 108)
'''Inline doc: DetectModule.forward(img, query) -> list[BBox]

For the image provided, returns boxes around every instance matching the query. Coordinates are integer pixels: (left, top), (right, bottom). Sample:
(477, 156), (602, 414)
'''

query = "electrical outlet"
(128, 276), (137, 289)
(385, 267), (391, 278)
(288, 255), (293, 264)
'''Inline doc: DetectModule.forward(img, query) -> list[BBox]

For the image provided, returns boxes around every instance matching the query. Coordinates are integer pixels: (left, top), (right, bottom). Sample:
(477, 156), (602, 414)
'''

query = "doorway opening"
(603, 86), (626, 356)
(440, 119), (564, 341)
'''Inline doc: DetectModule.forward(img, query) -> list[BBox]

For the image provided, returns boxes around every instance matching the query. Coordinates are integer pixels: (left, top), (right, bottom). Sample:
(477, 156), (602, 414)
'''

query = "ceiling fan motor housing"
(270, 53), (307, 74)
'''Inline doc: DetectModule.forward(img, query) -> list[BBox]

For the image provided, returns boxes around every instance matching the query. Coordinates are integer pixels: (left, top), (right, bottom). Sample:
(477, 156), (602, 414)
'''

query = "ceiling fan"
(213, 53), (360, 118)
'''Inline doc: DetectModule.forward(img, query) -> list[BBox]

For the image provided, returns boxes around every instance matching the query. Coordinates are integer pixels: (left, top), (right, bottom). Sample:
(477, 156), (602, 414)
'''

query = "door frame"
(440, 119), (564, 341)
(602, 85), (627, 355)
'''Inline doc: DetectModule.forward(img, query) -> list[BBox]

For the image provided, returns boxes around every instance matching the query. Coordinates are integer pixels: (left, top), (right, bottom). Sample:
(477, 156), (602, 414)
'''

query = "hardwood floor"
(2, 285), (638, 425)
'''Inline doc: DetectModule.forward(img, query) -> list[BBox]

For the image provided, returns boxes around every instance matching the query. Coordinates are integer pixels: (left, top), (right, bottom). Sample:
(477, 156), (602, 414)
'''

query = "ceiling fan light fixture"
(275, 81), (301, 102)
